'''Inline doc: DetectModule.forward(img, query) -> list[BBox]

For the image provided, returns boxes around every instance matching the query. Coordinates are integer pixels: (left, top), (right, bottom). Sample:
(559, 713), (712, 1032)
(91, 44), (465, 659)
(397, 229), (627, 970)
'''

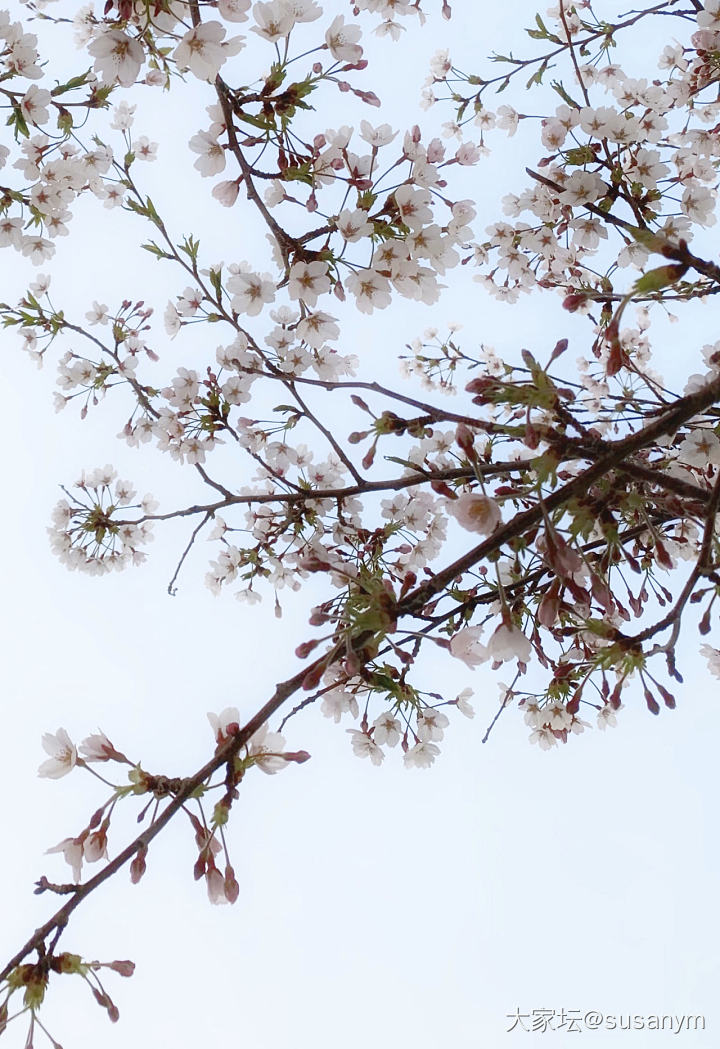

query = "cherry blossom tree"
(2, 0), (720, 1041)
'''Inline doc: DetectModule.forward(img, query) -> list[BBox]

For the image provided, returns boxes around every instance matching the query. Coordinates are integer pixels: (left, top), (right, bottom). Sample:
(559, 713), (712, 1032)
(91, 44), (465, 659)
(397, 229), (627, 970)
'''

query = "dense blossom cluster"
(48, 465), (155, 573)
(3, 0), (720, 1039)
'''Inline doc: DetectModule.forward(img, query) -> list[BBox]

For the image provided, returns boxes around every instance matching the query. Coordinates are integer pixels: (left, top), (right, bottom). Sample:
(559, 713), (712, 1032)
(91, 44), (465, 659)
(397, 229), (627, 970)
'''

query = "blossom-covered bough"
(2, 0), (720, 1040)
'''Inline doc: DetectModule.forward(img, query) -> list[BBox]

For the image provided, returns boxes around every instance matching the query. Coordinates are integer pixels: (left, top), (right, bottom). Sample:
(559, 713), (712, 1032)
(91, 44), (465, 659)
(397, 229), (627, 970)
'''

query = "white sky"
(1, 1), (719, 1046)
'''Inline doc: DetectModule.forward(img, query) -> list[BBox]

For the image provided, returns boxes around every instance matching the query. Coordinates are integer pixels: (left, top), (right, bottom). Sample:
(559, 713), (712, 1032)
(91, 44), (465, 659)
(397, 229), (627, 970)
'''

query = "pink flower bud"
(130, 845), (147, 885)
(108, 960), (135, 977)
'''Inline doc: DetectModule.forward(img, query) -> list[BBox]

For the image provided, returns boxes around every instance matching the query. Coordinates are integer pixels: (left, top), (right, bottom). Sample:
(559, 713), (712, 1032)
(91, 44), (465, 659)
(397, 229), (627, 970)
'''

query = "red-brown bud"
(644, 689), (660, 716)
(301, 663), (324, 691)
(130, 845), (147, 885)
(295, 639), (320, 659)
(108, 960), (135, 977)
(224, 865), (240, 905)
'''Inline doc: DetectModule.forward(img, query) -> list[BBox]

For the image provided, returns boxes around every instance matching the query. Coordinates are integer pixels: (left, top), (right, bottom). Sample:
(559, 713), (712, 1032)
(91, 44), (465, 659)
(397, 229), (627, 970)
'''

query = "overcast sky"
(1, 1), (719, 1046)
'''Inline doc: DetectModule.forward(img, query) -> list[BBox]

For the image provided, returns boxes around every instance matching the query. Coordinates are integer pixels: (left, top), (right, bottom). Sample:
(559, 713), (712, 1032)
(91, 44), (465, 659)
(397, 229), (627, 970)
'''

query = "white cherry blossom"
(403, 741), (440, 768)
(38, 728), (78, 779)
(448, 493), (501, 535)
(88, 30), (144, 87)
(347, 729), (384, 765)
(174, 23), (244, 82)
(487, 625), (532, 664)
(325, 15), (363, 63)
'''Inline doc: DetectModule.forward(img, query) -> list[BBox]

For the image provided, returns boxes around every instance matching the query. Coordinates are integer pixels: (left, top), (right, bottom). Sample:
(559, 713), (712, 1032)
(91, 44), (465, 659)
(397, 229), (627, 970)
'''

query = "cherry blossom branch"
(630, 472), (720, 648)
(167, 511), (211, 596)
(446, 0), (688, 100)
(128, 461), (544, 527)
(0, 652), (322, 987)
(397, 374), (720, 617)
(214, 76), (298, 268)
(279, 379), (364, 483)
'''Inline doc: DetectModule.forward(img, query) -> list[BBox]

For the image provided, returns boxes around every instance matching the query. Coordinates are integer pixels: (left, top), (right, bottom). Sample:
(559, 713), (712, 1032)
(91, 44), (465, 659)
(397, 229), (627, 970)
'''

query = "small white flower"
(287, 260), (331, 307)
(20, 85), (51, 125)
(21, 235), (55, 265)
(164, 301), (182, 337)
(496, 104), (519, 136)
(218, 0), (251, 19)
(597, 703), (620, 730)
(46, 837), (84, 882)
(403, 741), (440, 769)
(38, 728), (78, 779)
(79, 731), (117, 762)
(449, 626), (488, 667)
(296, 310), (339, 348)
(321, 690), (359, 722)
(701, 643), (720, 679)
(372, 712), (401, 746)
(227, 269), (275, 315)
(212, 179), (240, 207)
(247, 723), (287, 773)
(189, 130), (226, 176)
(544, 699), (572, 731)
(455, 688), (475, 718)
(174, 22), (244, 82)
(134, 136), (158, 161)
(429, 48), (451, 78)
(416, 707), (449, 742)
(529, 726), (557, 750)
(86, 301), (109, 325)
(208, 706), (241, 744)
(448, 493), (501, 535)
(252, 0), (295, 41)
(325, 15), (363, 63)
(677, 429), (720, 467)
(336, 208), (373, 242)
(359, 121), (397, 147)
(347, 729), (384, 765)
(487, 624), (532, 664)
(88, 29), (144, 87)
(110, 101), (136, 131)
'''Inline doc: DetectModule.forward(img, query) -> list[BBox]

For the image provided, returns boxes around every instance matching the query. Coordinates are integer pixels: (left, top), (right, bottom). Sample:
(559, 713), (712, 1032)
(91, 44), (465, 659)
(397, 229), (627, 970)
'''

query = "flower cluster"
(48, 467), (155, 574)
(425, 3), (720, 355)
(37, 714), (307, 905)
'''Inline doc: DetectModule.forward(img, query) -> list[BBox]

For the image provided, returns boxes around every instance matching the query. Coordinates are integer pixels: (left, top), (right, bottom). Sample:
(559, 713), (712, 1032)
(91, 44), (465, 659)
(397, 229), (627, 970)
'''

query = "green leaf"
(262, 62), (286, 95)
(141, 241), (173, 260)
(563, 145), (596, 166)
(8, 105), (29, 140)
(236, 110), (273, 131)
(532, 452), (559, 486)
(179, 234), (200, 261)
(384, 456), (428, 473)
(280, 163), (314, 185)
(526, 58), (550, 89)
(51, 69), (92, 96)
(56, 108), (73, 135)
(629, 227), (671, 253)
(208, 267), (223, 300)
(144, 196), (163, 228)
(550, 80), (581, 109)
(124, 198), (149, 218)
(633, 263), (688, 294)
